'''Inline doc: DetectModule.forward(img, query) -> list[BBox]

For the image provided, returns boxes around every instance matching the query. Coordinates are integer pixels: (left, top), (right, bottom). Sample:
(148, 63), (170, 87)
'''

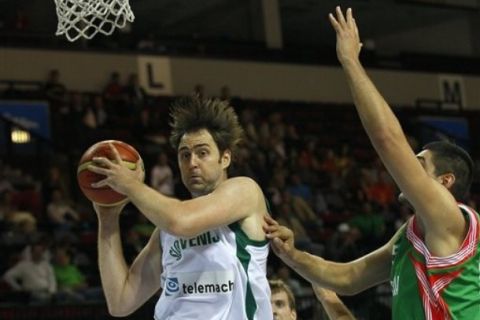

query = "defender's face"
(271, 291), (296, 320)
(177, 129), (230, 197)
(398, 149), (437, 205)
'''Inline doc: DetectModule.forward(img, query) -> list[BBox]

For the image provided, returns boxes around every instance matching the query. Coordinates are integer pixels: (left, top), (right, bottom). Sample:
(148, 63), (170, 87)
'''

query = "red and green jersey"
(391, 204), (480, 320)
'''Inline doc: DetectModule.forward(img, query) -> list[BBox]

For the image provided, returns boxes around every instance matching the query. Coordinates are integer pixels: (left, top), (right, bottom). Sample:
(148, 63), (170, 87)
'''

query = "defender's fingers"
(263, 223), (279, 232)
(265, 230), (284, 239)
(346, 8), (354, 29)
(264, 215), (279, 226)
(328, 13), (341, 32)
(353, 18), (360, 40)
(335, 6), (347, 27)
(273, 237), (290, 252)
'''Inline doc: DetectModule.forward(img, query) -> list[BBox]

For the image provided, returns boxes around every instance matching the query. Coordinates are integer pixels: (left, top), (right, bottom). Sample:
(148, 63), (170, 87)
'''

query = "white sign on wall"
(439, 75), (466, 109)
(137, 56), (173, 95)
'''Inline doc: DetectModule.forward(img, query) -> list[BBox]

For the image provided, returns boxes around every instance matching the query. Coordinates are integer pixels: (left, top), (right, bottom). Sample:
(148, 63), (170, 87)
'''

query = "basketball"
(77, 140), (143, 206)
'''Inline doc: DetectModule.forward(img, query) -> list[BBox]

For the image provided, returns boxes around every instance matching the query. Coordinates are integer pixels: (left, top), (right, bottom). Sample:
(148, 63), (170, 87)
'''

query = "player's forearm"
(125, 181), (183, 234)
(315, 288), (356, 320)
(283, 250), (354, 295)
(321, 301), (356, 320)
(341, 59), (405, 145)
(97, 218), (132, 312)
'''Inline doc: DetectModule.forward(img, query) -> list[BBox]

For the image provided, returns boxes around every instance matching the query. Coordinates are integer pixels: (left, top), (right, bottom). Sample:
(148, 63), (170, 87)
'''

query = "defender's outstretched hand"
(88, 143), (145, 195)
(329, 6), (362, 65)
(264, 216), (298, 262)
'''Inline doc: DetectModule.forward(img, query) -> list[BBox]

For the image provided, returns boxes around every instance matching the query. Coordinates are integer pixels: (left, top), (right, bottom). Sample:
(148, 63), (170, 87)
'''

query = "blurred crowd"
(0, 69), (479, 318)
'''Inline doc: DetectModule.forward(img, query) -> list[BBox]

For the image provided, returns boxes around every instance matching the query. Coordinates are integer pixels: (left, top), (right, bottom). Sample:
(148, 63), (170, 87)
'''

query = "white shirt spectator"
(150, 153), (174, 196)
(3, 260), (57, 294)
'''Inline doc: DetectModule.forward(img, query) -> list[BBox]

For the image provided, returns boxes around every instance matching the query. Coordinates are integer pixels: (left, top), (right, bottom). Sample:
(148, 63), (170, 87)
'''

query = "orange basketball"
(77, 140), (143, 206)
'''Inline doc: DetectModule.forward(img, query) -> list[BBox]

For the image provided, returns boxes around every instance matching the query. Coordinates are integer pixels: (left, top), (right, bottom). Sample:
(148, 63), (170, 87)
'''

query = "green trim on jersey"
(229, 222), (269, 247)
(229, 222), (263, 320)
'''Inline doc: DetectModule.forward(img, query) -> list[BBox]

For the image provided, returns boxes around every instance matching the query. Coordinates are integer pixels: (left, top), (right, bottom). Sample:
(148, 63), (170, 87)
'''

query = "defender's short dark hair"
(269, 279), (296, 311)
(422, 141), (474, 200)
(169, 96), (244, 156)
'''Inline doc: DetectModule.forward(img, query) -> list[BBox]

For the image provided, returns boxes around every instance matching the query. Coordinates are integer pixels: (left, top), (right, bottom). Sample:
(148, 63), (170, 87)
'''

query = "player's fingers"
(346, 7), (354, 29)
(136, 159), (145, 181)
(109, 143), (123, 164)
(87, 163), (110, 176)
(91, 178), (109, 188)
(353, 17), (360, 40)
(335, 6), (347, 27)
(328, 13), (341, 32)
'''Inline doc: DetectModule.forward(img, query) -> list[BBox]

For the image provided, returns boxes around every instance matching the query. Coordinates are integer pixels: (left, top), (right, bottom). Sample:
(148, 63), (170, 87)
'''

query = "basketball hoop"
(54, 0), (135, 42)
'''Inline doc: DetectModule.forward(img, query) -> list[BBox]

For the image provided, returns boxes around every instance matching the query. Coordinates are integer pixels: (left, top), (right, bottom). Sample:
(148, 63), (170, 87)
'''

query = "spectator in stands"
(123, 73), (147, 112)
(90, 94), (109, 128)
(44, 69), (67, 109)
(347, 201), (386, 252)
(3, 241), (57, 304)
(43, 165), (71, 204)
(131, 214), (155, 243)
(1, 192), (38, 246)
(269, 279), (356, 320)
(103, 71), (125, 116)
(229, 146), (256, 179)
(47, 188), (80, 230)
(287, 174), (313, 206)
(103, 71), (123, 100)
(280, 189), (319, 229)
(269, 279), (297, 320)
(21, 234), (52, 262)
(150, 150), (174, 197)
(0, 188), (16, 216)
(53, 246), (103, 302)
(274, 265), (303, 296)
(275, 195), (324, 256)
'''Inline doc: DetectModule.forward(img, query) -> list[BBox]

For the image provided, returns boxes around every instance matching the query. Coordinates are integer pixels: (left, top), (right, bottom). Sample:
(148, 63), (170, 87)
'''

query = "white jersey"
(154, 222), (272, 320)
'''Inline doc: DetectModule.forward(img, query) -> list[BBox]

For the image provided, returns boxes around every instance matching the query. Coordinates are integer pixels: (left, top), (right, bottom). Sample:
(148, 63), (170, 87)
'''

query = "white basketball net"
(54, 0), (135, 42)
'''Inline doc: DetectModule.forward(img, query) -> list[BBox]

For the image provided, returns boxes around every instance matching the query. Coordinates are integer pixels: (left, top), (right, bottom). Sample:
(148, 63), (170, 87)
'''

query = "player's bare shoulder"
(221, 177), (265, 208)
(219, 177), (268, 239)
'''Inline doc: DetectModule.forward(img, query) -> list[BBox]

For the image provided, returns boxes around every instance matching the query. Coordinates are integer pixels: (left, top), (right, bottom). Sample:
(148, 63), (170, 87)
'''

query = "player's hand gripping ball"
(77, 140), (143, 206)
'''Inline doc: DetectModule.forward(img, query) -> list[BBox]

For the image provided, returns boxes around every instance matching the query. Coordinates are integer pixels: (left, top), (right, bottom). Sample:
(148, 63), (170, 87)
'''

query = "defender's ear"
(439, 173), (455, 190)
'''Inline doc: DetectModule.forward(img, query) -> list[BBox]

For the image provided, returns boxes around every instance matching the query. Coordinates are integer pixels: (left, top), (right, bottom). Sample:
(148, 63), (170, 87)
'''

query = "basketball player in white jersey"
(88, 96), (273, 319)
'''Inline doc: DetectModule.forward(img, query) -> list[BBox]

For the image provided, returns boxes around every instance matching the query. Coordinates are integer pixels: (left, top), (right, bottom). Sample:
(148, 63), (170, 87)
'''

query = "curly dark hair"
(169, 95), (244, 157)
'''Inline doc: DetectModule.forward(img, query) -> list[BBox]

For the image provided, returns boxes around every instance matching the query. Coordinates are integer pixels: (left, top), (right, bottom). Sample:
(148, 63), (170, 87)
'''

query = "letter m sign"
(439, 75), (466, 109)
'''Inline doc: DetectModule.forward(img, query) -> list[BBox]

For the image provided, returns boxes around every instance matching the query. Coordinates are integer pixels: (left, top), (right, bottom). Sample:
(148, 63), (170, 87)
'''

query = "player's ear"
(221, 149), (231, 169)
(292, 310), (297, 320)
(439, 172), (455, 190)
